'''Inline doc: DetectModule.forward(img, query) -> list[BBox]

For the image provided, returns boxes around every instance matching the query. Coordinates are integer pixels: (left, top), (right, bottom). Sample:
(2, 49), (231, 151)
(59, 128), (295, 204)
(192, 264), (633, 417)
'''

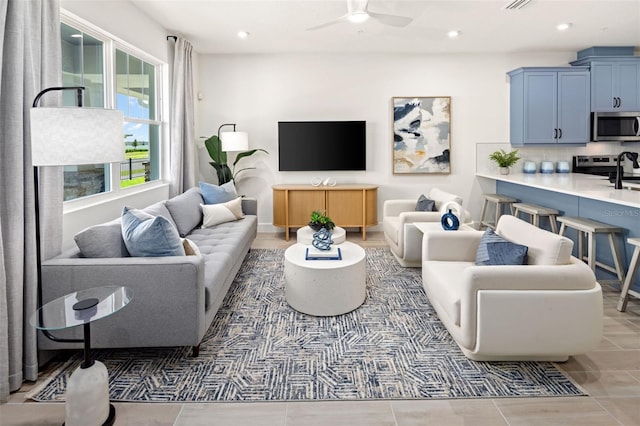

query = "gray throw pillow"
(74, 219), (129, 258)
(476, 228), (528, 266)
(415, 194), (436, 212)
(164, 187), (204, 237)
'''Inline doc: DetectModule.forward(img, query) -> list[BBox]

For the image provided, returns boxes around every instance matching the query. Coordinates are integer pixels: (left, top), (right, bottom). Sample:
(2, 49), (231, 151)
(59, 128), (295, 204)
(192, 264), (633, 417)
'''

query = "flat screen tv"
(278, 121), (366, 171)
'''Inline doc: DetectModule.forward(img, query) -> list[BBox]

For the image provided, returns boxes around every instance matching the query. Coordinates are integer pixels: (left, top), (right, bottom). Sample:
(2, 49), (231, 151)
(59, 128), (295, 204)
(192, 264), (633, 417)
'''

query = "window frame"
(61, 10), (167, 211)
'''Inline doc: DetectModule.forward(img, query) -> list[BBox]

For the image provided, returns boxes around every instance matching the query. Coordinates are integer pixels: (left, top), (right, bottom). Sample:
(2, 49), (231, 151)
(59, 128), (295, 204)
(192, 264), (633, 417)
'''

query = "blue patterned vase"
(441, 209), (460, 231)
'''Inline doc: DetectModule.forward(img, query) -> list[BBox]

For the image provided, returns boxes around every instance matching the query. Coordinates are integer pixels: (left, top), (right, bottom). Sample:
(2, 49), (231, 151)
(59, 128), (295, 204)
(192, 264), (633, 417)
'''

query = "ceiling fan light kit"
(307, 0), (412, 31)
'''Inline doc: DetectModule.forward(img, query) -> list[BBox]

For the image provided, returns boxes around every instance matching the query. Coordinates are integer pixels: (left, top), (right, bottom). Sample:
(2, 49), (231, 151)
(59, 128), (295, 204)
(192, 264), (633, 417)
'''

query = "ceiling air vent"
(503, 0), (533, 10)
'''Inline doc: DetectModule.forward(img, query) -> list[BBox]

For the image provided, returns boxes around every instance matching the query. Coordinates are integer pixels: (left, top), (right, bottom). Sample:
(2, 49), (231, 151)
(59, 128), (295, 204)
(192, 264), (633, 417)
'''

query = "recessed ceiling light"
(556, 23), (572, 31)
(347, 11), (370, 24)
(447, 30), (461, 39)
(238, 31), (250, 39)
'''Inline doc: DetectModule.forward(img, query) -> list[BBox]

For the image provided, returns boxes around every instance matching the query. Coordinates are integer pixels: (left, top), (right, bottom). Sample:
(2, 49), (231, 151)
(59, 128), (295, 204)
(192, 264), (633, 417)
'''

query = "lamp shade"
(220, 131), (249, 152)
(30, 107), (125, 166)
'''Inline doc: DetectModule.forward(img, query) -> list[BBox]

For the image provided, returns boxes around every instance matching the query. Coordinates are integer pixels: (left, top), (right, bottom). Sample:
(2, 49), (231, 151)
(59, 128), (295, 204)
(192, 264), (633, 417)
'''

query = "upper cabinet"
(588, 61), (640, 111)
(570, 47), (640, 112)
(508, 67), (591, 145)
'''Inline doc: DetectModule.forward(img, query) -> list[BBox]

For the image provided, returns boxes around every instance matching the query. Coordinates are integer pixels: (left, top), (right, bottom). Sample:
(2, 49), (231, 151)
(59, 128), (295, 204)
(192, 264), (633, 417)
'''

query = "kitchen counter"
(476, 172), (640, 209)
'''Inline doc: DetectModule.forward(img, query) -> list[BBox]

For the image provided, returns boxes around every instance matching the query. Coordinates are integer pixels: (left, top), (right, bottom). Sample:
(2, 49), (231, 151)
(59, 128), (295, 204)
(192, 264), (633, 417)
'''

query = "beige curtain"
(169, 37), (197, 196)
(0, 0), (62, 401)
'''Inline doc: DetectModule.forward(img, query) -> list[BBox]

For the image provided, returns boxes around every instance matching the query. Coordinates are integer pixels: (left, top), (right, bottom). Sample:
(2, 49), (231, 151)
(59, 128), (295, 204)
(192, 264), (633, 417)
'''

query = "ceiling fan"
(307, 0), (413, 31)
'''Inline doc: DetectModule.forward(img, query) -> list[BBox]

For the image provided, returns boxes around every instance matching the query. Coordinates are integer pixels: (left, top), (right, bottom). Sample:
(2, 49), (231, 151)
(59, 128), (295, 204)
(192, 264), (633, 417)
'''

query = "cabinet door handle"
(558, 128), (562, 139)
(554, 128), (558, 139)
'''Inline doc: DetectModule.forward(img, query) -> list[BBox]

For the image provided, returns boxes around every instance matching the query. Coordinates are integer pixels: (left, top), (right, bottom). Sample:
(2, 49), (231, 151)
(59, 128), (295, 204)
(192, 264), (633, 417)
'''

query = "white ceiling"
(130, 0), (640, 55)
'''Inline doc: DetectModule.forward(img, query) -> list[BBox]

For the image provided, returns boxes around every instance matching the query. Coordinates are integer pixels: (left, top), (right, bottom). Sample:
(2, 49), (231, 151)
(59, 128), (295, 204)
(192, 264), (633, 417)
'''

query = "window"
(60, 18), (163, 202)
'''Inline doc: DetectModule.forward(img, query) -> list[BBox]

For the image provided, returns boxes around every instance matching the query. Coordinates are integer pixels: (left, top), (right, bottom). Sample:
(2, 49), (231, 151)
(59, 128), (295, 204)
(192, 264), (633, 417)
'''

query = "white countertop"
(476, 172), (640, 209)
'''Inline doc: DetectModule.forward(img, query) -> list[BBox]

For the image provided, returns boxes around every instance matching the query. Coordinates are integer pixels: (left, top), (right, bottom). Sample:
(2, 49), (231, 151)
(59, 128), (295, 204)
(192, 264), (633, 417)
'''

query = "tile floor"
(3, 231), (640, 425)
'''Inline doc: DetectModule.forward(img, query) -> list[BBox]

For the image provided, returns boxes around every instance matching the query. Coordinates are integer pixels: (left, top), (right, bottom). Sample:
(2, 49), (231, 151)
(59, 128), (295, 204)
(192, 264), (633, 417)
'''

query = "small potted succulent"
(309, 210), (335, 231)
(489, 149), (521, 175)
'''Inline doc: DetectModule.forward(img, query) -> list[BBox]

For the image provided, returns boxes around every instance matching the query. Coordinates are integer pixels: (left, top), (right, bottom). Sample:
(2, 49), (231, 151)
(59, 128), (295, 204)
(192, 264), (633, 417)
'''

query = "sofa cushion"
(201, 197), (244, 228)
(74, 218), (129, 258)
(475, 228), (528, 266)
(142, 201), (179, 230)
(429, 188), (463, 210)
(165, 187), (204, 237)
(199, 181), (236, 205)
(121, 207), (186, 257)
(496, 215), (573, 265)
(415, 194), (436, 212)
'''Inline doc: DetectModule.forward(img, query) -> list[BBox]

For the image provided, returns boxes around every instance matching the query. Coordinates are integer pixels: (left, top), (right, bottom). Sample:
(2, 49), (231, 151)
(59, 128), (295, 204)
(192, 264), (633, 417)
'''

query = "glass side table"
(31, 286), (133, 426)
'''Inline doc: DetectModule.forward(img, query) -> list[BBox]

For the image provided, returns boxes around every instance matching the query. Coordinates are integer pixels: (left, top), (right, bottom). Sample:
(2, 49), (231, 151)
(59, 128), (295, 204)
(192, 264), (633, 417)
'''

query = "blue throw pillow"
(121, 207), (186, 257)
(475, 228), (528, 266)
(415, 194), (436, 211)
(199, 181), (236, 205)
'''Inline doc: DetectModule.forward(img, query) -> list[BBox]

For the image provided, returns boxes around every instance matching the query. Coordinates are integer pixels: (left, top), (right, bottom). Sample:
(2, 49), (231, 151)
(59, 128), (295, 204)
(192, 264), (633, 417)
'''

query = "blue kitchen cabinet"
(589, 61), (640, 112)
(508, 67), (590, 145)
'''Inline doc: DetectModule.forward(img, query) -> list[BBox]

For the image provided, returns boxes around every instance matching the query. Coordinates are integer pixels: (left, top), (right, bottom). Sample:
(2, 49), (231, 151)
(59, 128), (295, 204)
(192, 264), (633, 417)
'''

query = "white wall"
(60, 0), (172, 250)
(197, 51), (578, 231)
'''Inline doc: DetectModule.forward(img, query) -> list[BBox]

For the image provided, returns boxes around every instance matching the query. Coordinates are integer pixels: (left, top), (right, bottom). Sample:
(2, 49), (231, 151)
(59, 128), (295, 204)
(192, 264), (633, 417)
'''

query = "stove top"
(573, 155), (619, 176)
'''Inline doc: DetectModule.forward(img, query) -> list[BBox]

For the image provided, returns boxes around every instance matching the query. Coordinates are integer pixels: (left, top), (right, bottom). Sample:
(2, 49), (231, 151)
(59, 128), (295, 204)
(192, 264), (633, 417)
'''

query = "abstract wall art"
(392, 97), (451, 174)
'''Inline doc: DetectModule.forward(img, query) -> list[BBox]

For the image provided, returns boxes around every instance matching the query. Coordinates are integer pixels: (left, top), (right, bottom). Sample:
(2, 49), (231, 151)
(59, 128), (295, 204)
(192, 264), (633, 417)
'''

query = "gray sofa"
(39, 187), (257, 356)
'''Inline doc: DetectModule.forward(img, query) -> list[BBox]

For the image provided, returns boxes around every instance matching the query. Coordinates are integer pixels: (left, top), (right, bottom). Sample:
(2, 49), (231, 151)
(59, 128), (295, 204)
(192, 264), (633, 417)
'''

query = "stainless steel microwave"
(592, 112), (640, 142)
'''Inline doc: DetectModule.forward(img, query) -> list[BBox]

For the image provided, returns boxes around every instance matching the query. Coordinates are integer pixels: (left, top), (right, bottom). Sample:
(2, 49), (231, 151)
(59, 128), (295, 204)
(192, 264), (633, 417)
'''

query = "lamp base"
(64, 360), (114, 426)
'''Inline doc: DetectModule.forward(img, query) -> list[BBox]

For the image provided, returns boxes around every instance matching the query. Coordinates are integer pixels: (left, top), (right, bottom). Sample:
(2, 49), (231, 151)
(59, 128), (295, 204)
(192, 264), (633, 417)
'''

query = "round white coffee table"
(284, 241), (366, 316)
(296, 226), (346, 245)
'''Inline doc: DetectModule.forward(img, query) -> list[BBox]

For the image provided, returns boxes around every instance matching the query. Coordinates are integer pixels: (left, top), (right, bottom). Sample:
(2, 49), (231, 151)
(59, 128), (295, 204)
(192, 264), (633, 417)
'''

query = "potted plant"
(204, 135), (268, 185)
(309, 210), (335, 231)
(489, 149), (521, 175)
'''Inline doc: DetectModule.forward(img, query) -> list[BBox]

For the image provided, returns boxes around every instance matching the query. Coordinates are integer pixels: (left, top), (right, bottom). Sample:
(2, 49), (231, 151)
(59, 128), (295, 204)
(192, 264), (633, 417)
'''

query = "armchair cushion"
(496, 215), (573, 265)
(475, 228), (528, 266)
(415, 194), (436, 211)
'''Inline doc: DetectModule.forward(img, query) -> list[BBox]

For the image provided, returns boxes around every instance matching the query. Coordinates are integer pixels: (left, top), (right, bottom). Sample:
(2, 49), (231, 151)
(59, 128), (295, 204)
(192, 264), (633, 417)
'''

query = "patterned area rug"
(30, 248), (585, 402)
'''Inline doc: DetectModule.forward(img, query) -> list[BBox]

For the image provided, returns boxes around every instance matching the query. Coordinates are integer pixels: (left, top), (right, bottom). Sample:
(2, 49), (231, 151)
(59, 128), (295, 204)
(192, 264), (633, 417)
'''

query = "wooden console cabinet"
(272, 184), (378, 241)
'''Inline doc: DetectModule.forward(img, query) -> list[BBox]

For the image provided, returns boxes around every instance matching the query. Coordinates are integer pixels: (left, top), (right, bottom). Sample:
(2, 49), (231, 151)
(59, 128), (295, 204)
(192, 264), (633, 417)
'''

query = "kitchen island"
(476, 171), (640, 293)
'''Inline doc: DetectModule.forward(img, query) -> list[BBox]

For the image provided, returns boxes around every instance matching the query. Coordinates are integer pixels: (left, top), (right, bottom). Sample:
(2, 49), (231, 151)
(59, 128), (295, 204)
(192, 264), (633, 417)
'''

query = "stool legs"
(549, 216), (559, 234)
(618, 245), (640, 312)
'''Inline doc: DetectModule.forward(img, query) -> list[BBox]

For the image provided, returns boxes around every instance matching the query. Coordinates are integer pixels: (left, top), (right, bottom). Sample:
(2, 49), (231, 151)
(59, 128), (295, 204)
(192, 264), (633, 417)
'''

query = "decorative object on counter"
(556, 161), (570, 173)
(309, 210), (335, 231)
(311, 228), (334, 251)
(523, 161), (537, 174)
(489, 149), (520, 175)
(439, 200), (466, 225)
(204, 124), (268, 185)
(440, 209), (460, 231)
(540, 161), (555, 174)
(393, 97), (451, 175)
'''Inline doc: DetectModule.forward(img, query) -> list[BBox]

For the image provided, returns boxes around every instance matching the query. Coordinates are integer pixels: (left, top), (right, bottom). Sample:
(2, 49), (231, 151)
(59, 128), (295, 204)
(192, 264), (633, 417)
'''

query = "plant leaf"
(232, 149), (268, 167)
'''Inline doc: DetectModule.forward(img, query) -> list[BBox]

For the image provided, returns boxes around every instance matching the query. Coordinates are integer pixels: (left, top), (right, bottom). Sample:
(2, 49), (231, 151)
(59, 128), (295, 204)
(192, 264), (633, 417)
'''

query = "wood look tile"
(494, 397), (619, 425)
(0, 402), (65, 425)
(558, 351), (640, 372)
(565, 371), (640, 396)
(392, 399), (508, 426)
(175, 402), (287, 426)
(285, 401), (395, 426)
(112, 403), (182, 426)
(595, 396), (640, 425)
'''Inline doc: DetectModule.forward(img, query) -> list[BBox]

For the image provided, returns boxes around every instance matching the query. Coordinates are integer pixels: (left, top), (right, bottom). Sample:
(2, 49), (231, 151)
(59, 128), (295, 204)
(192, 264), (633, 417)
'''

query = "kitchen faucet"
(615, 151), (640, 189)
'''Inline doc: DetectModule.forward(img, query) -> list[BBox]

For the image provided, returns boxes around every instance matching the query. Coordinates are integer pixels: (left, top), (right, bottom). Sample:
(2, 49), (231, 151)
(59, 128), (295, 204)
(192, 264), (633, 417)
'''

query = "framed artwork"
(392, 96), (451, 174)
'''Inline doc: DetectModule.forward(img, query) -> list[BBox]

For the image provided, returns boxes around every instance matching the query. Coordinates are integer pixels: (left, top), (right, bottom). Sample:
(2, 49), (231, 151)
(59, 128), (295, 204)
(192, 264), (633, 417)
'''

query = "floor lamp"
(30, 86), (124, 426)
(217, 123), (249, 182)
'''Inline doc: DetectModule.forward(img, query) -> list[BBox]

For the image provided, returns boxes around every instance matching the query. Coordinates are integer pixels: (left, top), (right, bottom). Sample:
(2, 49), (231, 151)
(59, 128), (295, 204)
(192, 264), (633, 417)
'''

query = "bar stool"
(512, 203), (560, 233)
(557, 216), (626, 285)
(617, 237), (640, 312)
(480, 194), (517, 230)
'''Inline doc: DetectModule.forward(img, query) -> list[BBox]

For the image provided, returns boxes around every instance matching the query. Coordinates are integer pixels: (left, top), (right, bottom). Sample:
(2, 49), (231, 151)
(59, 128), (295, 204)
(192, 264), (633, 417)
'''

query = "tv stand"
(272, 184), (378, 241)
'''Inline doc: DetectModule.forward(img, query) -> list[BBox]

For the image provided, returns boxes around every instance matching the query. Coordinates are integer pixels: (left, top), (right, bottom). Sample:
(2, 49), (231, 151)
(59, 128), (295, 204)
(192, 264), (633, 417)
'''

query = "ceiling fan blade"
(368, 11), (413, 27)
(306, 14), (349, 31)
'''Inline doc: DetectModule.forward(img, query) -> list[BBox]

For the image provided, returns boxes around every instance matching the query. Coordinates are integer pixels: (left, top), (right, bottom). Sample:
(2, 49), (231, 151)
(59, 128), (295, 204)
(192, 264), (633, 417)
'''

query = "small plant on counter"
(489, 149), (520, 174)
(309, 210), (335, 231)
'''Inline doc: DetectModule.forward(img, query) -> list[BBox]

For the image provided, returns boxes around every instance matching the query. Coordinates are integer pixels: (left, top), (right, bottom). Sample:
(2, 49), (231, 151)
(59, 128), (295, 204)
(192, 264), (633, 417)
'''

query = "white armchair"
(422, 215), (603, 361)
(383, 188), (464, 267)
